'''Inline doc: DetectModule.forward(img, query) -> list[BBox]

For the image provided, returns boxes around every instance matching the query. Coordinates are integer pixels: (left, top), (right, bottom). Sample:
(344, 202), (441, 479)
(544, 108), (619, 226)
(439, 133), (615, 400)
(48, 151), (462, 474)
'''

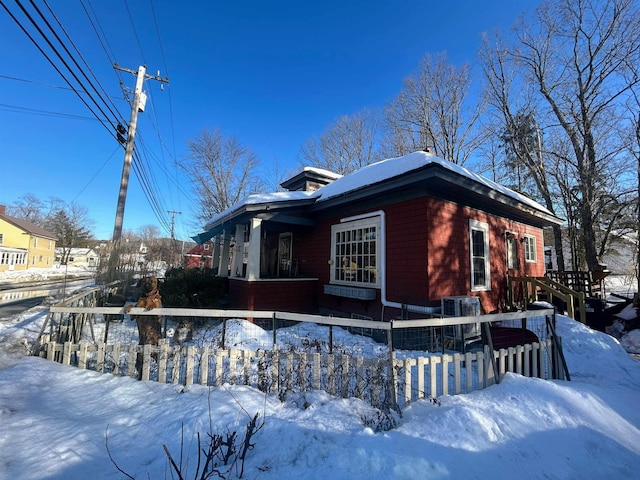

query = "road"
(0, 278), (95, 319)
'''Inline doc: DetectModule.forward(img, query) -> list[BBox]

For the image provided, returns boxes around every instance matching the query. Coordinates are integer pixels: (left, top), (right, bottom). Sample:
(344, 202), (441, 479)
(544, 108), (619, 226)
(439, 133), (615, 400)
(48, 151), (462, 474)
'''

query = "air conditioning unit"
(441, 296), (481, 346)
(441, 296), (481, 317)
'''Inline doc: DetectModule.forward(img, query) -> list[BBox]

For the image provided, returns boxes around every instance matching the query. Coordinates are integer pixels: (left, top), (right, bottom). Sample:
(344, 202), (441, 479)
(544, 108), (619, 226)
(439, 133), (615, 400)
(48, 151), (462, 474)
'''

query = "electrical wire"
(1, 1), (120, 142)
(5, 0), (188, 238)
(42, 0), (124, 122)
(0, 102), (99, 120)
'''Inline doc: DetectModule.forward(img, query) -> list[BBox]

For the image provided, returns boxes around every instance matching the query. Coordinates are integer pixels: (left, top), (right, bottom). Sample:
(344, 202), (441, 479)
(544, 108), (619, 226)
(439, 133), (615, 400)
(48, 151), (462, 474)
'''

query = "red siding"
(229, 279), (318, 313)
(230, 196), (548, 320)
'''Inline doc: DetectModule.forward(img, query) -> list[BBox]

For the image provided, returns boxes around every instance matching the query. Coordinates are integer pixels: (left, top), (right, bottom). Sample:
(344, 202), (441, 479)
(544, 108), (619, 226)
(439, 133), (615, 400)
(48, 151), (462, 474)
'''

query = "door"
(277, 233), (292, 277)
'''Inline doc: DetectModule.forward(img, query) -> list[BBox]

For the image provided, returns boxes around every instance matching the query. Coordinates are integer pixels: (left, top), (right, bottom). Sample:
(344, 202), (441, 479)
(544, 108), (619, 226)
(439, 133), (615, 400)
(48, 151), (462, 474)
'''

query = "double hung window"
(469, 220), (490, 291)
(524, 235), (537, 262)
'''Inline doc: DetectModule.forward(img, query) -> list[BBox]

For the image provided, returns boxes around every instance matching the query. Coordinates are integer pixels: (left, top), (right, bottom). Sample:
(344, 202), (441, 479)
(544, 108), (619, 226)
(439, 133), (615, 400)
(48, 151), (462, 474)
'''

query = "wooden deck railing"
(508, 275), (587, 324)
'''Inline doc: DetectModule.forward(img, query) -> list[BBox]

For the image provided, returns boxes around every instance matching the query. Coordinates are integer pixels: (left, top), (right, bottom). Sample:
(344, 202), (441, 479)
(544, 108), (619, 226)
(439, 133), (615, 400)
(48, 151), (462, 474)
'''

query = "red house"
(192, 151), (562, 319)
(183, 241), (214, 269)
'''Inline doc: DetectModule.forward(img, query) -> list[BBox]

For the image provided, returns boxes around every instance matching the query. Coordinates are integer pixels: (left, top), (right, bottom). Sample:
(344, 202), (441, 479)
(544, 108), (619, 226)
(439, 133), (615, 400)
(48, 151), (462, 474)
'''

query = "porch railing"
(508, 275), (586, 324)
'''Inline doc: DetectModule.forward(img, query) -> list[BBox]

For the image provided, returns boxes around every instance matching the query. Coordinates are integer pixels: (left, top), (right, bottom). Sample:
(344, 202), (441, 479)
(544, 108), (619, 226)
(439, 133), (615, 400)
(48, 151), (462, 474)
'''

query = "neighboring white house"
(54, 247), (99, 268)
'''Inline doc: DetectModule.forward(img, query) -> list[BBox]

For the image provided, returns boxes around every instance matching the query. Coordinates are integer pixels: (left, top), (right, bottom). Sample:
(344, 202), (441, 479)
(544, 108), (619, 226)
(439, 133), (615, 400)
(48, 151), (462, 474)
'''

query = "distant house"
(183, 241), (214, 269)
(0, 205), (57, 272)
(54, 247), (99, 268)
(192, 152), (563, 319)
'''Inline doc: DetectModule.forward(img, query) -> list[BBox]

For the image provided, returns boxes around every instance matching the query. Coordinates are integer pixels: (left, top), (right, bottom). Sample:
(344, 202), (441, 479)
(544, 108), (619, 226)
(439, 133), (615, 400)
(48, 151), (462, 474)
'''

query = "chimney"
(0, 205), (5, 215)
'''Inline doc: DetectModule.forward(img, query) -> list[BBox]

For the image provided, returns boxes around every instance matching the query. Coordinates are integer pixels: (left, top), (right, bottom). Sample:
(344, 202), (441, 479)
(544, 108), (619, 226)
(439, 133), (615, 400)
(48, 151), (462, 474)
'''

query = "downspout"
(339, 210), (440, 318)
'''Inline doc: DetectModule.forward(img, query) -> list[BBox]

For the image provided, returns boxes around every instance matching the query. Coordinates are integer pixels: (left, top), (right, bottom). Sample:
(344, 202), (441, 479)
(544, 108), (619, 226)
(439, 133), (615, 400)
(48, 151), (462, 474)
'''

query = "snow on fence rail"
(37, 298), (562, 408)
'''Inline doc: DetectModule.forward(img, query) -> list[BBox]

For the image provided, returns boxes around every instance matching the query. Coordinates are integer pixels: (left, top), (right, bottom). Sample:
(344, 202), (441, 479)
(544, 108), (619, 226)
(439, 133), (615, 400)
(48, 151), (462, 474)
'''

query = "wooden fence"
(37, 307), (563, 409)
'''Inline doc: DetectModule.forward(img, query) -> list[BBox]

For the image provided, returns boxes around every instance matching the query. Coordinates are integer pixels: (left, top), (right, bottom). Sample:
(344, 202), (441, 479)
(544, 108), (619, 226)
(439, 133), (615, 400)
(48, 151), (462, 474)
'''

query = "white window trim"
(330, 217), (381, 288)
(469, 219), (490, 292)
(506, 236), (518, 270)
(524, 235), (537, 263)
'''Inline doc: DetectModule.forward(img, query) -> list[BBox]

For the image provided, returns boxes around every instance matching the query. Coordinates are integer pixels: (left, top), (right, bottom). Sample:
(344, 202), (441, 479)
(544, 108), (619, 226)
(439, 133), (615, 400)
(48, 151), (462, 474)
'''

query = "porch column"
(247, 218), (262, 281)
(211, 235), (221, 273)
(231, 223), (246, 278)
(218, 230), (230, 278)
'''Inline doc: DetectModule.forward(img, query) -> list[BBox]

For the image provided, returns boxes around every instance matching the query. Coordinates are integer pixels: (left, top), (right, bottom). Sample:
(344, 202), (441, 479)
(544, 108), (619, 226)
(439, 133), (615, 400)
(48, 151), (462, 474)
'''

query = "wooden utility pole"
(107, 64), (168, 282)
(167, 210), (182, 241)
(167, 210), (182, 268)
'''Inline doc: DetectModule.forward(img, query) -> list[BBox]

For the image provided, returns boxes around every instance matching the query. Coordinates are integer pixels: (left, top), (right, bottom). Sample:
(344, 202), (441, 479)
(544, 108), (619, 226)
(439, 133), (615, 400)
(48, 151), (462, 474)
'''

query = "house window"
(524, 235), (537, 262)
(331, 217), (380, 287)
(469, 220), (490, 291)
(0, 233), (3, 244)
(204, 243), (210, 250)
(34, 238), (38, 248)
(506, 236), (518, 270)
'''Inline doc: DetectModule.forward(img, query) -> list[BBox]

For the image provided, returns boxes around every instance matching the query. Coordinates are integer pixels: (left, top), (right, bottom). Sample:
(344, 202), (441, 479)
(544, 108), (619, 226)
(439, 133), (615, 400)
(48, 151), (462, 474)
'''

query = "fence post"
(127, 344), (137, 377)
(221, 319), (227, 349)
(158, 339), (169, 383)
(186, 346), (195, 385)
(200, 345), (209, 386)
(62, 341), (72, 365)
(329, 325), (333, 354)
(272, 312), (277, 347)
(96, 342), (106, 373)
(141, 344), (152, 380)
(483, 322), (500, 384)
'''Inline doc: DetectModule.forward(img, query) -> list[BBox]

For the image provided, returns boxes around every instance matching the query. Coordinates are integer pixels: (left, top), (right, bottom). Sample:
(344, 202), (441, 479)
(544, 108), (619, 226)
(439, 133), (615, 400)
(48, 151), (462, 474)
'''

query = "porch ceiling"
(193, 211), (316, 244)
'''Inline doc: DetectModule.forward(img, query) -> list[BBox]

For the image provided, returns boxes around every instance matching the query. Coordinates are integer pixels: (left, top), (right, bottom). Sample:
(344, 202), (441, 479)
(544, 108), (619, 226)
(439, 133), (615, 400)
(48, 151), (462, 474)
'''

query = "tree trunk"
(552, 225), (565, 272)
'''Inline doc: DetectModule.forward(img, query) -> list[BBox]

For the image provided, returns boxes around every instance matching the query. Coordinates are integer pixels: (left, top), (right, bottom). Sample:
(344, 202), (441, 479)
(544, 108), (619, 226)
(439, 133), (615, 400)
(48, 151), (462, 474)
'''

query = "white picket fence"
(35, 289), (564, 408)
(38, 334), (556, 409)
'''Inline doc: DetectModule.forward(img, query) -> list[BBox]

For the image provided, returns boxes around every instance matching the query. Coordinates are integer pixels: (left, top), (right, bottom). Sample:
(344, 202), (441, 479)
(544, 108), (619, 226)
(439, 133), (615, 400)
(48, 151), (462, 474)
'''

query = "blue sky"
(0, 1), (536, 241)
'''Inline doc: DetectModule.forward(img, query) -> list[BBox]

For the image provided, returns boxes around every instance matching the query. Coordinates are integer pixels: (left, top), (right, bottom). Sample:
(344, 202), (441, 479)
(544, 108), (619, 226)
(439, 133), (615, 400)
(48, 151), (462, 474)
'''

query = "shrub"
(161, 267), (228, 308)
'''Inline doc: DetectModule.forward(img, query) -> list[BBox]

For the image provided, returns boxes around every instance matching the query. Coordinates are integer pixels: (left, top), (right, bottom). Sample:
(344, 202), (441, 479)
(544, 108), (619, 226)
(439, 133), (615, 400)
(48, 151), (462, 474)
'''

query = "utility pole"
(167, 210), (182, 241)
(167, 210), (182, 268)
(107, 64), (168, 282)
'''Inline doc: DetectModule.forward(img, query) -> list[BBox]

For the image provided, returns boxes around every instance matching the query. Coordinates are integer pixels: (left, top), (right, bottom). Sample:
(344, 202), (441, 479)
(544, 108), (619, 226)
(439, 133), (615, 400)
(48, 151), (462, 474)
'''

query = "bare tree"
(480, 35), (568, 270)
(508, 0), (640, 271)
(42, 202), (95, 264)
(180, 127), (263, 224)
(382, 52), (486, 165)
(480, 0), (640, 272)
(137, 224), (180, 269)
(298, 109), (380, 174)
(627, 90), (640, 288)
(7, 194), (65, 227)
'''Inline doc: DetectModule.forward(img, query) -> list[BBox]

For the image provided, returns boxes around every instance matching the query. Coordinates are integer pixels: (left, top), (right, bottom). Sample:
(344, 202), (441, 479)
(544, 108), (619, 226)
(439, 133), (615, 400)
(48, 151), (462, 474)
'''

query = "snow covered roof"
(314, 151), (555, 216)
(202, 151), (560, 234)
(204, 191), (316, 230)
(302, 166), (343, 179)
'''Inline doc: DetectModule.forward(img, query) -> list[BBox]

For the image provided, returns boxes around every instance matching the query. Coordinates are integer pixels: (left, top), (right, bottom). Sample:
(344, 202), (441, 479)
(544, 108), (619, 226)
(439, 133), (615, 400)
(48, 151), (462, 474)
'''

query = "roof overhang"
(193, 199), (317, 244)
(312, 162), (563, 228)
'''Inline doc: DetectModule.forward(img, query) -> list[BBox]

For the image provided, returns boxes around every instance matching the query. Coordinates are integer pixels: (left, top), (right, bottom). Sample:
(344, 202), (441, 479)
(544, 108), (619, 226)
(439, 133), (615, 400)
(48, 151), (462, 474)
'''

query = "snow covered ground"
(1, 288), (640, 479)
(0, 265), (96, 285)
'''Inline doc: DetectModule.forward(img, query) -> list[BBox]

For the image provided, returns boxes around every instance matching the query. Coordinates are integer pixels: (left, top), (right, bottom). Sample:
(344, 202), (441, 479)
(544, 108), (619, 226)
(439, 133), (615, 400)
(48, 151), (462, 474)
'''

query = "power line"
(42, 0), (124, 121)
(0, 102), (99, 120)
(1, 1), (120, 141)
(5, 0), (184, 238)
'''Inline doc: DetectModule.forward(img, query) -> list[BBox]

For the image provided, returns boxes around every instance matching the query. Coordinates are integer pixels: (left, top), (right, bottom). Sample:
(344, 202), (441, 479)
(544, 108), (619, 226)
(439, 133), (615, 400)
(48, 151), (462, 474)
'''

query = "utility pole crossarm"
(113, 63), (169, 84)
